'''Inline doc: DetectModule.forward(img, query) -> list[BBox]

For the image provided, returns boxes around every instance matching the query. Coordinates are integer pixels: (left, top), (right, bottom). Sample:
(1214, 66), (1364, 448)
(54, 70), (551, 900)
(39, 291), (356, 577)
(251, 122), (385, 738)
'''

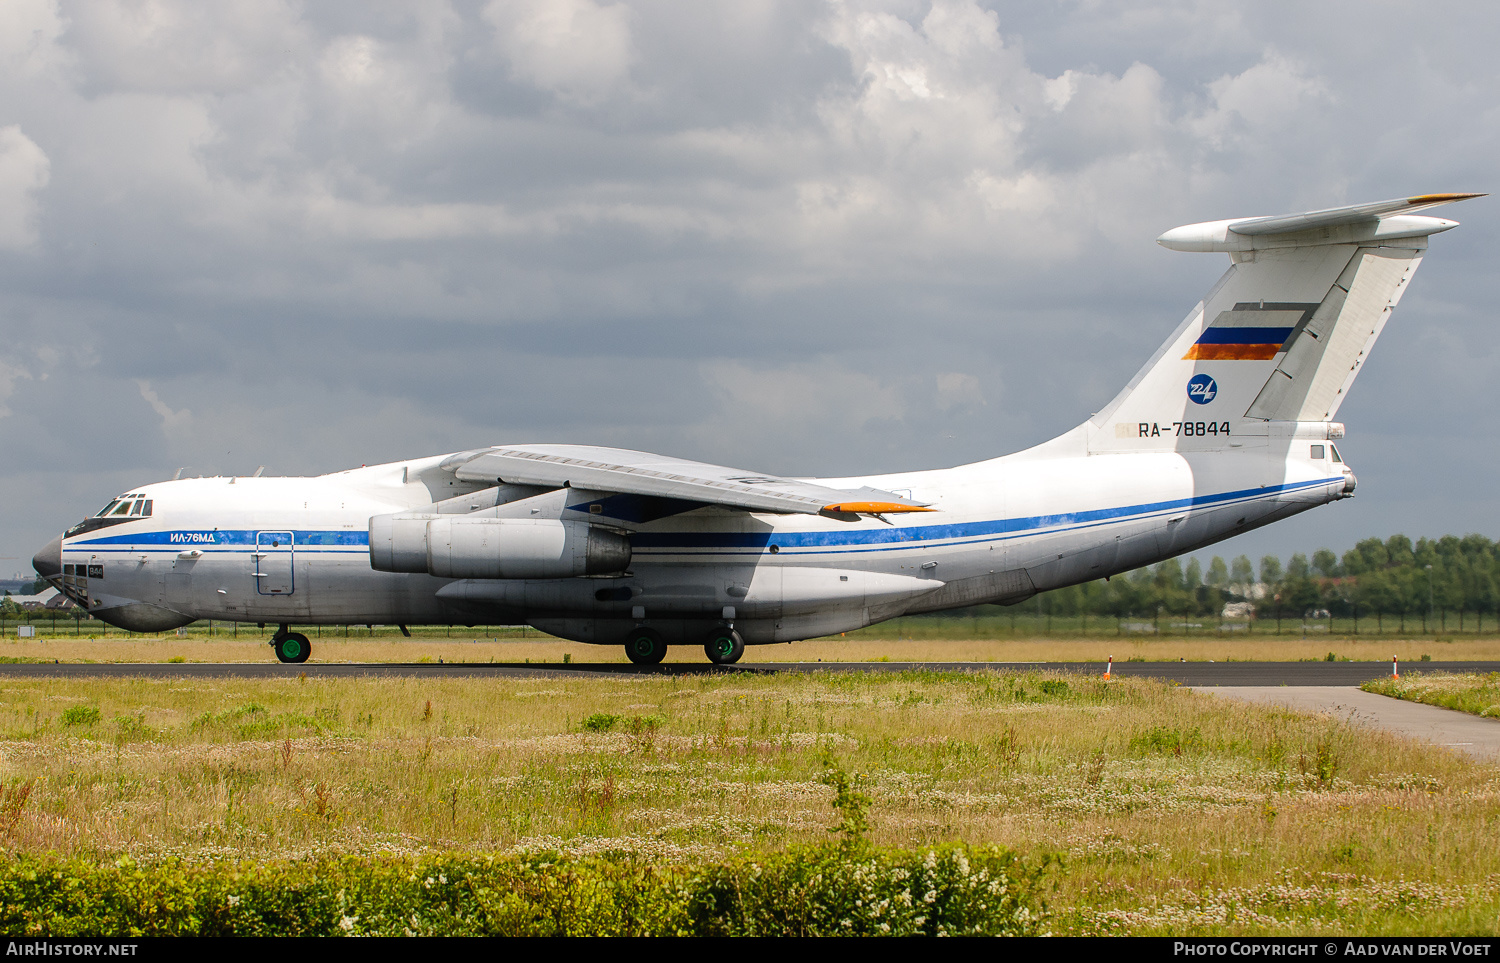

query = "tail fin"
(1085, 193), (1482, 453)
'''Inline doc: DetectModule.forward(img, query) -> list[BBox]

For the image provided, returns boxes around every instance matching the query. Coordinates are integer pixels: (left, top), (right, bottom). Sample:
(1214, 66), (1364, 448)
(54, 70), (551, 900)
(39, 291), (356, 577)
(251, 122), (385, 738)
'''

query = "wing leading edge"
(440, 445), (933, 516)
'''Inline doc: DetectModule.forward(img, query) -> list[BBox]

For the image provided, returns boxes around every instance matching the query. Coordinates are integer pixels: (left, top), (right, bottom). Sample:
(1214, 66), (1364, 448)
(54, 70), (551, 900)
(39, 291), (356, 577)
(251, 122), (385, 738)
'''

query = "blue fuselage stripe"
(632, 477), (1333, 551)
(67, 477), (1337, 558)
(74, 530), (369, 548)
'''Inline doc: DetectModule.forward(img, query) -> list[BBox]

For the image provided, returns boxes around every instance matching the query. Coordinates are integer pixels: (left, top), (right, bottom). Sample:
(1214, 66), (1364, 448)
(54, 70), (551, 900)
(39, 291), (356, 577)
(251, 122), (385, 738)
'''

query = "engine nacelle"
(369, 515), (631, 579)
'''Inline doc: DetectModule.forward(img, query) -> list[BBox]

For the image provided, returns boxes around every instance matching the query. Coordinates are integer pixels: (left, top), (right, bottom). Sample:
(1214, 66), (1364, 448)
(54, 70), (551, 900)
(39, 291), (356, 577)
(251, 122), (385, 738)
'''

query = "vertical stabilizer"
(1243, 248), (1417, 422)
(1084, 194), (1480, 453)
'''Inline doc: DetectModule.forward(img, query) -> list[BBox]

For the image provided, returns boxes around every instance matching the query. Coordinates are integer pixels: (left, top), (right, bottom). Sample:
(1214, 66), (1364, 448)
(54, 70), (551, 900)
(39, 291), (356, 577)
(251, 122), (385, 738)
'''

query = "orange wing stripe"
(1406, 192), (1486, 205)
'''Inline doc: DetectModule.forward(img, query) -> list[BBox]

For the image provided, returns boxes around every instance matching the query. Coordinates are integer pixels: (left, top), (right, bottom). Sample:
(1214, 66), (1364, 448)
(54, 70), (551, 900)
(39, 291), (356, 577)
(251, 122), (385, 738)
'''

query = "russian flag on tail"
(1182, 301), (1318, 361)
(1182, 326), (1294, 360)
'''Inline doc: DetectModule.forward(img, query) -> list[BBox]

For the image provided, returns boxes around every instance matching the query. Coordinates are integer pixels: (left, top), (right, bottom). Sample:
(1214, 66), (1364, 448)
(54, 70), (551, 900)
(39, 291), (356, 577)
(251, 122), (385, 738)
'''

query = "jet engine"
(369, 514), (631, 579)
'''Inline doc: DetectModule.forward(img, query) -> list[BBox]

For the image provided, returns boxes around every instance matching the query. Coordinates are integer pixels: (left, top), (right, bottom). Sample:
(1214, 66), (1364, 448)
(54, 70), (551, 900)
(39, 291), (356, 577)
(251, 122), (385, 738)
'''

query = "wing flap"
(443, 445), (931, 515)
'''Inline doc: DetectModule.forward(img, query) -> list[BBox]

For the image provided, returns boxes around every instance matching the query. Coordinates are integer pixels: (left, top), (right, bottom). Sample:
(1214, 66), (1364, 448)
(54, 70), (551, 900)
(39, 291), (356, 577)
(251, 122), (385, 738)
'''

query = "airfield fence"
(6, 532), (1494, 643)
(0, 614), (547, 642)
(844, 609), (1499, 640)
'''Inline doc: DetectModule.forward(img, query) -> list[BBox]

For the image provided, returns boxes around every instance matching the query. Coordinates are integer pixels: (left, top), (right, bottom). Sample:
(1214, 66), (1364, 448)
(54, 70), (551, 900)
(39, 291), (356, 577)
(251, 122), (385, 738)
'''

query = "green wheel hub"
(273, 632), (311, 664)
(703, 628), (744, 665)
(624, 628), (667, 666)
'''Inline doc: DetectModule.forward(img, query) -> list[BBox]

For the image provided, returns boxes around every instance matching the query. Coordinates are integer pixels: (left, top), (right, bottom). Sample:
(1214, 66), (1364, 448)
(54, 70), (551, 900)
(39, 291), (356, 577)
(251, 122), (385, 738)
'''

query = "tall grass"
(0, 671), (1492, 934)
(1362, 672), (1500, 718)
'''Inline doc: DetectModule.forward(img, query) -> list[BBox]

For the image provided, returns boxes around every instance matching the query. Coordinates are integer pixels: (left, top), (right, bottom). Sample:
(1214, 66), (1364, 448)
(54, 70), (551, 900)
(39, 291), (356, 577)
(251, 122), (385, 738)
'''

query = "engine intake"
(369, 515), (630, 579)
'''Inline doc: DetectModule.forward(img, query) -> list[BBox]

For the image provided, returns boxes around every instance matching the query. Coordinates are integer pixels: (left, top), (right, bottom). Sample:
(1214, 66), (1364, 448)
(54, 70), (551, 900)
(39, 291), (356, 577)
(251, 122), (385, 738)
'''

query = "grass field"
(2, 634), (1499, 665)
(1362, 672), (1500, 719)
(0, 667), (1494, 934)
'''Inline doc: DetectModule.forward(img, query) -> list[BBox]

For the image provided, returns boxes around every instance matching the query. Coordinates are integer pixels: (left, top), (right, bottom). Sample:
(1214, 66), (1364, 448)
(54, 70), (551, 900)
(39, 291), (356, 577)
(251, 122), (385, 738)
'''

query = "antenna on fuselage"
(252, 466), (265, 477)
(172, 467), (187, 480)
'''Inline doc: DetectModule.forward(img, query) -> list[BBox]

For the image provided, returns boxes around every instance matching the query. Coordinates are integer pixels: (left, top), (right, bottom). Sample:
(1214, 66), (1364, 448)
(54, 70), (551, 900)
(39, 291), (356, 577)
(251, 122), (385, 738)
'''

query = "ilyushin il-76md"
(32, 193), (1483, 665)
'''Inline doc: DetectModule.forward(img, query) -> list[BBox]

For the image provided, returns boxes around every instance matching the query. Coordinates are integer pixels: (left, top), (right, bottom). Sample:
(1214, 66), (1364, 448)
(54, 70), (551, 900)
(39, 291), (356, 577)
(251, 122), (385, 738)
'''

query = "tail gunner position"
(32, 194), (1483, 664)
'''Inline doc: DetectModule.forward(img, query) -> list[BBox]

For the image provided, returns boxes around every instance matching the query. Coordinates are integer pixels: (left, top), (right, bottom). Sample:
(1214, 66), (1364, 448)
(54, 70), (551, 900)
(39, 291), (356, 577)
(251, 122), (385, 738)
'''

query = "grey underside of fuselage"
(77, 484), (1332, 643)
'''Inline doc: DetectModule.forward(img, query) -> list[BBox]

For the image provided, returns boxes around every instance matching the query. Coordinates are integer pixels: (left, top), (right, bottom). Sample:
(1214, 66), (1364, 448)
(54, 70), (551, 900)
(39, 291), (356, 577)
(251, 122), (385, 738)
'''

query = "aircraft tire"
(624, 628), (667, 666)
(704, 627), (744, 665)
(274, 632), (312, 664)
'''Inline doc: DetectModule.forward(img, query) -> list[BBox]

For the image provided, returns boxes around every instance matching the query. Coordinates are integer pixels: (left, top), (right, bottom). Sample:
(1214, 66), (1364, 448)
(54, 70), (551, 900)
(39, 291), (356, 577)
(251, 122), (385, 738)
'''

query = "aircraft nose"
(31, 534), (62, 580)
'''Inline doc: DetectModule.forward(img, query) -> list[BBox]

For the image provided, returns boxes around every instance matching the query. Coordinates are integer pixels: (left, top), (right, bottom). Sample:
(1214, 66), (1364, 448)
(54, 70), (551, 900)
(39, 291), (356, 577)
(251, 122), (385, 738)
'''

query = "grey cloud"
(0, 0), (1496, 576)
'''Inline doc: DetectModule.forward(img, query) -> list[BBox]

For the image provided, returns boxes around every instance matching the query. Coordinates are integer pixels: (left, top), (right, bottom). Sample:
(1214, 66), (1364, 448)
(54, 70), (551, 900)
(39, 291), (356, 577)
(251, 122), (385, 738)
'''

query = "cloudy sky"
(1, 0), (1495, 576)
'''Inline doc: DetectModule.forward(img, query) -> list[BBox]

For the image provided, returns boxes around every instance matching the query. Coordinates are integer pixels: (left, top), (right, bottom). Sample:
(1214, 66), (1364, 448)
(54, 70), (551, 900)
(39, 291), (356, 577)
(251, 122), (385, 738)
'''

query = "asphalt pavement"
(1195, 685), (1500, 761)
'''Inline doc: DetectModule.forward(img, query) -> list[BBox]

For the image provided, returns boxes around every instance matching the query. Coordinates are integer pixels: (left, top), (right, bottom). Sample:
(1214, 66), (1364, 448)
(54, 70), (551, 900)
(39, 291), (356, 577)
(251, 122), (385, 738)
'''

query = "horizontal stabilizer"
(1158, 193), (1483, 253)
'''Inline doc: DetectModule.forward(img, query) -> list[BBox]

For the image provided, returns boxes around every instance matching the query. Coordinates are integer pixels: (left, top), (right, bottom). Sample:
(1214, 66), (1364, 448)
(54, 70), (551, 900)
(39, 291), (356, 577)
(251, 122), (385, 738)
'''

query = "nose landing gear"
(270, 624), (311, 664)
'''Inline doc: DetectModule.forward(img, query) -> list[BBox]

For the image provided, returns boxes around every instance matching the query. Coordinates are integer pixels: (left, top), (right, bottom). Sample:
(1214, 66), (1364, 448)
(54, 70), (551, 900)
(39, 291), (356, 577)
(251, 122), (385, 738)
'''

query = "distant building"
(1221, 601), (1256, 620)
(1, 588), (75, 611)
(0, 579), (40, 595)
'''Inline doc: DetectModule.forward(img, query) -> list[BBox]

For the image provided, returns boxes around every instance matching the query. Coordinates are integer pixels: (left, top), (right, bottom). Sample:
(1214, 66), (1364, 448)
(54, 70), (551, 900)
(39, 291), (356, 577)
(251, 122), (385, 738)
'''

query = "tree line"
(4, 533), (1498, 632)
(1030, 533), (1500, 631)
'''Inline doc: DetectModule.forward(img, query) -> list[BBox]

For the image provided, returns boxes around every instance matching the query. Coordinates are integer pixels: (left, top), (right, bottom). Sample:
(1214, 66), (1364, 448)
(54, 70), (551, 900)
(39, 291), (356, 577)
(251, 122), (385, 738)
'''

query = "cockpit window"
(95, 494), (152, 518)
(1310, 444), (1326, 460)
(1330, 444), (1342, 463)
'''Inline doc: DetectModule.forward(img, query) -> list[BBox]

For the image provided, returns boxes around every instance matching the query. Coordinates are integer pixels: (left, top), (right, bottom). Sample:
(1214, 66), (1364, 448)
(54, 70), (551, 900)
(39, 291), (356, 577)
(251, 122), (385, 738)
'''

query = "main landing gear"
(704, 626), (744, 665)
(624, 627), (667, 666)
(270, 624), (311, 664)
(622, 625), (745, 666)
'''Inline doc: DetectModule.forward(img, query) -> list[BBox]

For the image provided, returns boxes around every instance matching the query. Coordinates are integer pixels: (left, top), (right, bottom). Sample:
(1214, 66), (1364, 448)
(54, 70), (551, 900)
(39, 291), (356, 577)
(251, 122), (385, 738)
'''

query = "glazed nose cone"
(31, 534), (62, 580)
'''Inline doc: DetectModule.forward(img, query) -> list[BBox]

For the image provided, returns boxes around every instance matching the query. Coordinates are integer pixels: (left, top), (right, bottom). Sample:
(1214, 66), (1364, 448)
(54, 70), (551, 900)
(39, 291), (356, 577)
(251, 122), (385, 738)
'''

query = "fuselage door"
(254, 531), (295, 596)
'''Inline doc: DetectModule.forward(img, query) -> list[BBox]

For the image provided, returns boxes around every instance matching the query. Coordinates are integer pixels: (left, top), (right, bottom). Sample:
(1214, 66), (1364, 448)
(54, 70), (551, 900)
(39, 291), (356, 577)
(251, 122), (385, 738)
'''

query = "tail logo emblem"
(1186, 374), (1218, 405)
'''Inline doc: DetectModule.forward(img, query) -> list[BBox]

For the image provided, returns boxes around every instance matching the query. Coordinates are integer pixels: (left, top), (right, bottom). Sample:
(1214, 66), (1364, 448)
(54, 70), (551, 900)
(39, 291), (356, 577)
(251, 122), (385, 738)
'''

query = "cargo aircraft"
(32, 194), (1482, 664)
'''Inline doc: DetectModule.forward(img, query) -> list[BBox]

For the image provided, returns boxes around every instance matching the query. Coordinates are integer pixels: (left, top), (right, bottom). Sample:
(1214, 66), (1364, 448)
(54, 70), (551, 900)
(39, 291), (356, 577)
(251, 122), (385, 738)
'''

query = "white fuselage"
(53, 422), (1352, 645)
(46, 193), (1475, 651)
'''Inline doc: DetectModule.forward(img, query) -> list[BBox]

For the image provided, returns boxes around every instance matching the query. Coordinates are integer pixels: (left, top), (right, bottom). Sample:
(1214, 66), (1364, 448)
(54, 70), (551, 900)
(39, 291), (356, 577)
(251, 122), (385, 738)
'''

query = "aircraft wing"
(439, 445), (933, 515)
